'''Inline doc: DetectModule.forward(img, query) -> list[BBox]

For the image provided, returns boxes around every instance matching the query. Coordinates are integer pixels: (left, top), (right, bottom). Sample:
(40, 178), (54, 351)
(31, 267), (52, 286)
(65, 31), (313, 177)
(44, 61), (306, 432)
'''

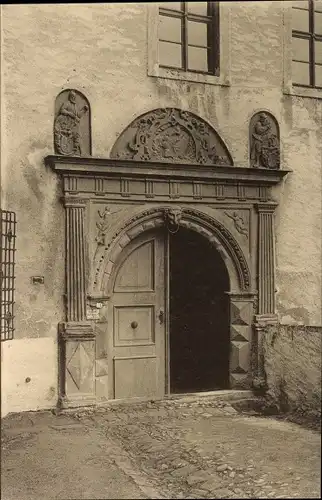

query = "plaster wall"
(263, 325), (322, 419)
(1, 338), (57, 416)
(0, 2), (321, 414)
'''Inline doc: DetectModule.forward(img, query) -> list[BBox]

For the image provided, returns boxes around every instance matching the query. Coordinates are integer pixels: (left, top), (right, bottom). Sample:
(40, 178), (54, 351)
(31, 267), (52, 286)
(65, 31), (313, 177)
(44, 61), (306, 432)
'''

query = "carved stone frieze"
(250, 112), (280, 169)
(225, 211), (248, 238)
(54, 89), (91, 156)
(110, 108), (233, 166)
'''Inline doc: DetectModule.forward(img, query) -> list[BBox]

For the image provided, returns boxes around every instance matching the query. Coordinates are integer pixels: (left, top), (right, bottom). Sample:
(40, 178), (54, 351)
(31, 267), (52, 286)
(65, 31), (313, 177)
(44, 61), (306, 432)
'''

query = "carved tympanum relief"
(54, 89), (91, 156)
(249, 112), (280, 169)
(110, 108), (233, 166)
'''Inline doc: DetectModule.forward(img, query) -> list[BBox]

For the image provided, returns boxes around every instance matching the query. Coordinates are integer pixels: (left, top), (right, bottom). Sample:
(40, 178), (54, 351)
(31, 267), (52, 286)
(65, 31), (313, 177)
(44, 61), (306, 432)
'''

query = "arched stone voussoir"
(95, 206), (251, 295)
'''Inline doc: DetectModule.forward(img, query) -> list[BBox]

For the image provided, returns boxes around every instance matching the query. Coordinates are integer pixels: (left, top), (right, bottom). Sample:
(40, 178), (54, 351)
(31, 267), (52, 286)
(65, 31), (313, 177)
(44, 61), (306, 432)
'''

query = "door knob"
(131, 321), (138, 329)
(158, 309), (164, 325)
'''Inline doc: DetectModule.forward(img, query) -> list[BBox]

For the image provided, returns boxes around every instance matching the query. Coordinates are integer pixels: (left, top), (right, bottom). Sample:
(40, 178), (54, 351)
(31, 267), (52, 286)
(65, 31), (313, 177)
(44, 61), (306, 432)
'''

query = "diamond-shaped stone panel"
(230, 340), (250, 374)
(230, 372), (251, 389)
(230, 302), (250, 326)
(66, 341), (95, 391)
(230, 325), (250, 342)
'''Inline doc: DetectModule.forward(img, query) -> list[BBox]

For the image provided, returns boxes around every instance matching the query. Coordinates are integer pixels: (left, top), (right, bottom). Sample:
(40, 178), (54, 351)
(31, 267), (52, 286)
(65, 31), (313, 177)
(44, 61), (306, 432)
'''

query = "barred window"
(158, 2), (220, 75)
(1, 209), (16, 341)
(292, 0), (322, 88)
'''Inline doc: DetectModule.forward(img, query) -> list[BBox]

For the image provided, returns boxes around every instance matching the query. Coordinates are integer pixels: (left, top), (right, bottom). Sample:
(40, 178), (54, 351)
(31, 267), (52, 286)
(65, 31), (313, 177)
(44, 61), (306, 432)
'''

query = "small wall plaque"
(31, 276), (44, 284)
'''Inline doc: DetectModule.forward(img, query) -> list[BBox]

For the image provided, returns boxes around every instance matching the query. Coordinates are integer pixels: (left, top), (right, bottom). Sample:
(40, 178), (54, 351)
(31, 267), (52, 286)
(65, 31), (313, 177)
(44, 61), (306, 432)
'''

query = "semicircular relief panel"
(110, 108), (233, 166)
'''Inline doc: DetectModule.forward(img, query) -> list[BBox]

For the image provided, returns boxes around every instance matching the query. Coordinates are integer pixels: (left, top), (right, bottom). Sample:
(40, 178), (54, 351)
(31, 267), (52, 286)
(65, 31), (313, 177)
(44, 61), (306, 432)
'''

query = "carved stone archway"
(93, 206), (250, 296)
(46, 107), (289, 409)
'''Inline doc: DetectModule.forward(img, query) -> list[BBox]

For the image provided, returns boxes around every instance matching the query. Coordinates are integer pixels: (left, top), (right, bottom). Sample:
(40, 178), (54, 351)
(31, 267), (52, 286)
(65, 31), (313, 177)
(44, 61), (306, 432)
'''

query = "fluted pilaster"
(65, 201), (87, 321)
(256, 203), (277, 315)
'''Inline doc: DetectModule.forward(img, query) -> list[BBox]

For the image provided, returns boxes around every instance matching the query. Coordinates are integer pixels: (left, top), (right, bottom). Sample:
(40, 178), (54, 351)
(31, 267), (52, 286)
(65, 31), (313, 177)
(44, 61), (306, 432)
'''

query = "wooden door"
(109, 230), (166, 400)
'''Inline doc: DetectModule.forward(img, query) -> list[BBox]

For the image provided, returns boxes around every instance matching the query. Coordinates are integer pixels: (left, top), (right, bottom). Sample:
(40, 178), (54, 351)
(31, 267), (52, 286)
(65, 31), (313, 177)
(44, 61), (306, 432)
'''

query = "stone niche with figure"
(54, 89), (91, 156)
(249, 111), (280, 170)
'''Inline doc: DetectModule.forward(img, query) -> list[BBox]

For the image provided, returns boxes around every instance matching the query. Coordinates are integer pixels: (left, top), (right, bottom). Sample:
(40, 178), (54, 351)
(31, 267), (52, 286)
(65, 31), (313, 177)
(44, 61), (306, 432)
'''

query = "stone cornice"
(45, 155), (290, 186)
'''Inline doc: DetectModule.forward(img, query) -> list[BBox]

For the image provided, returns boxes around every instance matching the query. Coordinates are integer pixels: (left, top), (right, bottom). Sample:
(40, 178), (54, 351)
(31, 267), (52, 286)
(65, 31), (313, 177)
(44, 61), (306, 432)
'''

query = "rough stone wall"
(0, 2), (321, 413)
(263, 325), (321, 418)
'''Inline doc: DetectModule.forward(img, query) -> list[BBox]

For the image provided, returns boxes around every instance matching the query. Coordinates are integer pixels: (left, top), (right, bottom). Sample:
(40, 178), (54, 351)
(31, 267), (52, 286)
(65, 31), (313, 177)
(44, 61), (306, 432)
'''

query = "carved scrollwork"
(250, 112), (280, 170)
(110, 108), (233, 166)
(163, 207), (182, 234)
(225, 211), (248, 238)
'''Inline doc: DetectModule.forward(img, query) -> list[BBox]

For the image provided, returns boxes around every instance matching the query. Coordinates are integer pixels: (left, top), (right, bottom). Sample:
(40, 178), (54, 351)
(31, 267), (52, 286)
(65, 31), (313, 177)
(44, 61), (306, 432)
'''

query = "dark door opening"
(169, 228), (230, 394)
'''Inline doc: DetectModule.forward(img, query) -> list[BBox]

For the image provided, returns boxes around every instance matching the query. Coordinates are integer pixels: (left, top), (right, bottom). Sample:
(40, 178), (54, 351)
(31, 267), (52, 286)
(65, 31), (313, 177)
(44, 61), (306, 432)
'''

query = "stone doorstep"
(57, 390), (255, 415)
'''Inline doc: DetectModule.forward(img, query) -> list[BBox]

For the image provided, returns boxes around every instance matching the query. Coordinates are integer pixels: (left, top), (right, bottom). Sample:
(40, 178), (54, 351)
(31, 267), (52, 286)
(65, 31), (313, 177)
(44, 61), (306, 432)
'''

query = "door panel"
(114, 240), (155, 292)
(109, 230), (165, 400)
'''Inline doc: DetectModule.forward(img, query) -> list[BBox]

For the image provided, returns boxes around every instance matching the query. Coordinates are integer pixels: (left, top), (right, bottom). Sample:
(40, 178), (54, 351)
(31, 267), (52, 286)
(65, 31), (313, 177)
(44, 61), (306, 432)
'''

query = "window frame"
(147, 2), (231, 87)
(158, 2), (220, 76)
(291, 0), (322, 89)
(283, 1), (322, 99)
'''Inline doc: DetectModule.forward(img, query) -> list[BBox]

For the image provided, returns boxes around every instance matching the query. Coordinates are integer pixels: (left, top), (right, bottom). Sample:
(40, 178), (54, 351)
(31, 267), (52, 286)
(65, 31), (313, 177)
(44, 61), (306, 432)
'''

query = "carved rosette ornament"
(54, 89), (91, 156)
(250, 112), (280, 169)
(110, 108), (233, 166)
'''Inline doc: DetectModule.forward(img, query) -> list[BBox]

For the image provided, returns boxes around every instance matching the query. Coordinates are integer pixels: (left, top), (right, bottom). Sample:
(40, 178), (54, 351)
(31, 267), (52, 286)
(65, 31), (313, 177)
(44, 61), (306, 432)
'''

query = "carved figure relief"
(225, 211), (248, 238)
(250, 112), (280, 169)
(54, 89), (91, 156)
(164, 207), (182, 234)
(95, 206), (124, 247)
(110, 108), (233, 166)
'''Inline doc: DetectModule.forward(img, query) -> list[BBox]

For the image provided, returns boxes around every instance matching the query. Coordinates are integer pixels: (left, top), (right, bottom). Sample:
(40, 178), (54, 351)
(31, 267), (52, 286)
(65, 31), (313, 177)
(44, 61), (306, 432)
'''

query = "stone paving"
(72, 397), (321, 499)
(2, 395), (321, 499)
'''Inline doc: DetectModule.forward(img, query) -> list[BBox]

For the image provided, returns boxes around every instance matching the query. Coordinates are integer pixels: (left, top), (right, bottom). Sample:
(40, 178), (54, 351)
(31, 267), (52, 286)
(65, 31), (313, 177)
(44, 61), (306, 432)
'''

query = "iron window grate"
(1, 209), (16, 341)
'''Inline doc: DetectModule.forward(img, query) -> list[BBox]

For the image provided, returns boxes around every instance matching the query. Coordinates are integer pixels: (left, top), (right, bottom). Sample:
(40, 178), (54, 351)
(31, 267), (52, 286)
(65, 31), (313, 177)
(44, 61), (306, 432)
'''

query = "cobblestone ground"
(73, 397), (320, 499)
(2, 396), (321, 499)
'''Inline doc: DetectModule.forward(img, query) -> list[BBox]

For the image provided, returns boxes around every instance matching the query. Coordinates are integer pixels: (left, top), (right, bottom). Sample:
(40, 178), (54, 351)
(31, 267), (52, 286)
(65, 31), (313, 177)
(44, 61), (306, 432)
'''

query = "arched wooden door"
(108, 229), (166, 400)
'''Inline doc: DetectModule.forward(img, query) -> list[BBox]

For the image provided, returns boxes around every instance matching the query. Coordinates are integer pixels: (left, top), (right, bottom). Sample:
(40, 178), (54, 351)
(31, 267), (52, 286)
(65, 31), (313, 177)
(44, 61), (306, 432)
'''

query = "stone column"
(65, 200), (87, 321)
(58, 198), (95, 409)
(256, 203), (277, 316)
(253, 203), (279, 392)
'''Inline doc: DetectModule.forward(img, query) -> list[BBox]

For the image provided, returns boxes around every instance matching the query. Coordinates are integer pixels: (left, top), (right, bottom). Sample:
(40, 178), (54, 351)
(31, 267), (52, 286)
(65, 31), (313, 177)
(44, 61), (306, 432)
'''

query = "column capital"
(256, 202), (278, 214)
(64, 197), (88, 208)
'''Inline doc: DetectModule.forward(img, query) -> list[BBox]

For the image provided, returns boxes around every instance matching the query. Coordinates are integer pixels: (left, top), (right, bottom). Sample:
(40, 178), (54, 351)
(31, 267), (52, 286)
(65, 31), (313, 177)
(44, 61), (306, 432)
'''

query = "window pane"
(159, 40), (182, 67)
(159, 2), (182, 11)
(315, 40), (322, 64)
(292, 1), (308, 9)
(159, 15), (182, 43)
(188, 46), (208, 71)
(314, 11), (322, 34)
(292, 60), (310, 84)
(187, 2), (208, 16)
(292, 37), (310, 61)
(187, 20), (208, 46)
(292, 8), (309, 31)
(315, 64), (322, 86)
(314, 0), (322, 13)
